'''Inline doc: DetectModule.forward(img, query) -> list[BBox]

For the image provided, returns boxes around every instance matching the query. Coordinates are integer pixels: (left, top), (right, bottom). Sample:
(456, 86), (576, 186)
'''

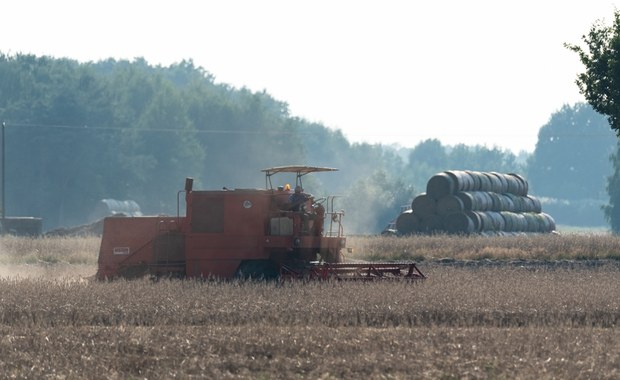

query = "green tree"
(566, 11), (620, 231)
(406, 139), (448, 192)
(0, 55), (117, 227)
(404, 139), (522, 194)
(446, 144), (519, 173)
(566, 13), (620, 134)
(527, 103), (614, 200)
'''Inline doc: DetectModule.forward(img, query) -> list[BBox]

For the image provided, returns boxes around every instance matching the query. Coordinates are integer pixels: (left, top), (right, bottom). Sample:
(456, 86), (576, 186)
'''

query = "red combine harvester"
(97, 166), (425, 281)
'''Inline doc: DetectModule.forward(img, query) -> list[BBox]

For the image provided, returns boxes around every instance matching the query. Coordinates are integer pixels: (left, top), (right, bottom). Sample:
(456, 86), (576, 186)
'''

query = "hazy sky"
(2, 1), (619, 153)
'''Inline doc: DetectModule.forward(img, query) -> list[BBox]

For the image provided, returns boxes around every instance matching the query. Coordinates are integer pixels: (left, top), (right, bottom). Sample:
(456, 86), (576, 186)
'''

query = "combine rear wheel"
(234, 260), (279, 280)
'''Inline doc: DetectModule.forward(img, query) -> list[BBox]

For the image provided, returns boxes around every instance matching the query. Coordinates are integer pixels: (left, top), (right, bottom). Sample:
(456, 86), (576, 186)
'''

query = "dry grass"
(0, 235), (618, 378)
(0, 235), (99, 265)
(0, 325), (617, 379)
(1, 268), (617, 328)
(347, 233), (620, 262)
(0, 267), (617, 378)
(0, 236), (98, 279)
(2, 233), (620, 267)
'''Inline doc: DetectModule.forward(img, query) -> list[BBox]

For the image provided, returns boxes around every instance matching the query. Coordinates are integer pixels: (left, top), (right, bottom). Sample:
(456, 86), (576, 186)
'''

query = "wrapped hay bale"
(426, 170), (474, 199)
(418, 214), (443, 233)
(436, 194), (465, 216)
(443, 212), (475, 234)
(455, 191), (493, 211)
(395, 210), (419, 235)
(426, 172), (454, 200)
(400, 170), (554, 236)
(411, 193), (436, 217)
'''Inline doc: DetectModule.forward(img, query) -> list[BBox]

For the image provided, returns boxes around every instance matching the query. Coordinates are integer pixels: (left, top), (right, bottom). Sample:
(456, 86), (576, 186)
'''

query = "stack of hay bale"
(396, 170), (556, 235)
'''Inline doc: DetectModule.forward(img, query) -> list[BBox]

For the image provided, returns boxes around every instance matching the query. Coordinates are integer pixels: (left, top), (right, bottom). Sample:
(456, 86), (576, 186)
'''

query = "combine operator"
(289, 185), (311, 211)
(287, 185), (324, 236)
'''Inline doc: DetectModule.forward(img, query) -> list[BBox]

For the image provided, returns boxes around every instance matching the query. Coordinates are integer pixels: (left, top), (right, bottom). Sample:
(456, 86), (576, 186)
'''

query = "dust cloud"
(0, 263), (96, 280)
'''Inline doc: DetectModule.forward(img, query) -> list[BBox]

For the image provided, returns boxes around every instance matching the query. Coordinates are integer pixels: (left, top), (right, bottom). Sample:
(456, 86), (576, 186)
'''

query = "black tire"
(234, 260), (280, 280)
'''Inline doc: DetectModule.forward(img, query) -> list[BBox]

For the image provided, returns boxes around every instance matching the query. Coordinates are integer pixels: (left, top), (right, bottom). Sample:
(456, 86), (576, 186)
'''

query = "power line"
(2, 121), (617, 140)
(3, 121), (300, 135)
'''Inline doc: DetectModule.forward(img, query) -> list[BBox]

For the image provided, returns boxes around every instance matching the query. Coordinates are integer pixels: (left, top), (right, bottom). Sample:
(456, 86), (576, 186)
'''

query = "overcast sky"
(2, 0), (619, 153)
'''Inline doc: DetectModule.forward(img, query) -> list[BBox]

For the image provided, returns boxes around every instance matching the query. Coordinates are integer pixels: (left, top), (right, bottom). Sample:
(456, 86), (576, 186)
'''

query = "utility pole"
(1, 121), (4, 233)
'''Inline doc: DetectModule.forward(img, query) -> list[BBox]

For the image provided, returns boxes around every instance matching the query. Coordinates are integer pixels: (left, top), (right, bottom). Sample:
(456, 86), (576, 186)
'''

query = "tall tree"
(527, 103), (614, 200)
(405, 139), (448, 192)
(566, 11), (620, 231)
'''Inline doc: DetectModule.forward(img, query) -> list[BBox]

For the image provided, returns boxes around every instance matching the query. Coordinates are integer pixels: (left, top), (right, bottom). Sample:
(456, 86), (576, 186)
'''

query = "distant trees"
(0, 55), (346, 229)
(447, 144), (519, 173)
(525, 104), (614, 226)
(0, 55), (316, 228)
(404, 139), (523, 193)
(0, 55), (116, 226)
(406, 139), (447, 191)
(566, 11), (620, 232)
(527, 103), (614, 200)
(2, 52), (616, 232)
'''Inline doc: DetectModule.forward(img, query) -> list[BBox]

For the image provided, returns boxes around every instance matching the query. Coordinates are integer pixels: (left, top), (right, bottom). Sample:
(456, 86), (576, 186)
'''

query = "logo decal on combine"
(113, 247), (130, 255)
(243, 200), (253, 209)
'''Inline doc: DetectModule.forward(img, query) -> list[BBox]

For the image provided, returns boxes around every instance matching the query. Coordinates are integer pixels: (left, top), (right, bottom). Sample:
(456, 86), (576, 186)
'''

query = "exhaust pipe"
(185, 177), (194, 192)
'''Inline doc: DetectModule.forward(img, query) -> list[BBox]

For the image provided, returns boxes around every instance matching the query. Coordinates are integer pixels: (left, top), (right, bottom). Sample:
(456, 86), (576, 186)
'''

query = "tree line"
(0, 53), (615, 233)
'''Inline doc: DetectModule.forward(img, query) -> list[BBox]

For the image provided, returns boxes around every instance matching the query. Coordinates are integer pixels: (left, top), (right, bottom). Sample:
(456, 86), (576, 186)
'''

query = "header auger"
(96, 166), (425, 281)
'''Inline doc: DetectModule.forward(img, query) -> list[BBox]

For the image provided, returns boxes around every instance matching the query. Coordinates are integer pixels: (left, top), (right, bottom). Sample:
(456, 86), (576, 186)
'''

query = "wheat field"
(0, 234), (618, 378)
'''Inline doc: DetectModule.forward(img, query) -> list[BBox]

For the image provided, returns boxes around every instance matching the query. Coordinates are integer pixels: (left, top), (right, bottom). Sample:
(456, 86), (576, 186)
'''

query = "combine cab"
(97, 166), (425, 280)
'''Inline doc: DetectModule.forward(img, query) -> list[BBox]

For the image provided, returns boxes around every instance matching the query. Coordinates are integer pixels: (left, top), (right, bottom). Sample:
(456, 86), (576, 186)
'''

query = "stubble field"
(0, 234), (618, 379)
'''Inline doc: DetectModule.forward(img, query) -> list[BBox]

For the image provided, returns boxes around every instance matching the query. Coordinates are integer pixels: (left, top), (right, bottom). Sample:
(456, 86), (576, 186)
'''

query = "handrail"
(325, 195), (344, 237)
